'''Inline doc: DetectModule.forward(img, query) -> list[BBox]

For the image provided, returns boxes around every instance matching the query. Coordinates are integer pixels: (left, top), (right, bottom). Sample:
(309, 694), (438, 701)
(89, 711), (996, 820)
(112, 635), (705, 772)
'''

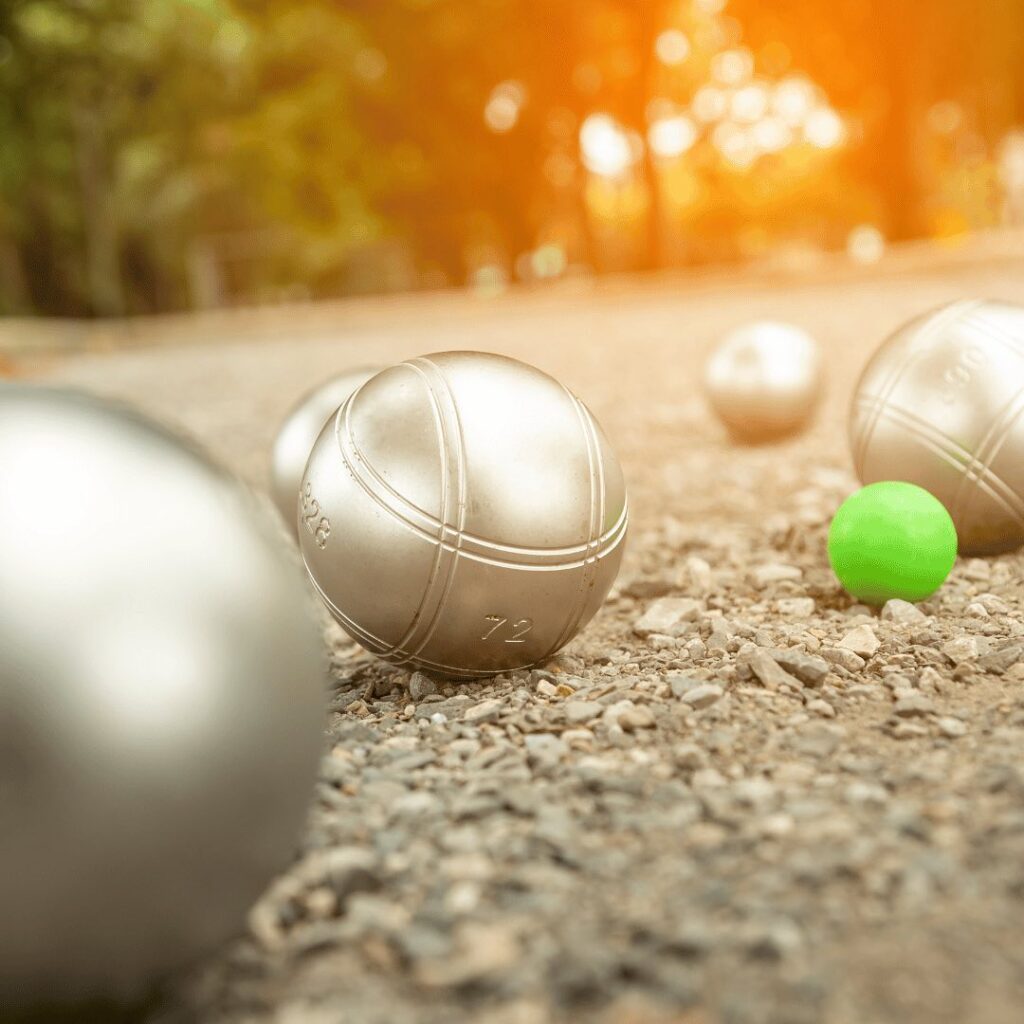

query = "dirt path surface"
(39, 257), (1024, 1024)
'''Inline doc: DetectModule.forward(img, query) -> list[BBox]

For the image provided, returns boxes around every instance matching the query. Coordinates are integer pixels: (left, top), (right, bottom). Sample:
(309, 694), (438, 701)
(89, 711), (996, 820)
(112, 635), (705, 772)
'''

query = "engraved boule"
(703, 321), (823, 442)
(849, 299), (1024, 554)
(299, 351), (628, 678)
(0, 386), (327, 1007)
(270, 367), (380, 532)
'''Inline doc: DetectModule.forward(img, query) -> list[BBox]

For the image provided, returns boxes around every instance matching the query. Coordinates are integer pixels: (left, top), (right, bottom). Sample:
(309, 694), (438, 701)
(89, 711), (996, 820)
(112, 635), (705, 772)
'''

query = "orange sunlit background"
(2, 0), (1024, 317)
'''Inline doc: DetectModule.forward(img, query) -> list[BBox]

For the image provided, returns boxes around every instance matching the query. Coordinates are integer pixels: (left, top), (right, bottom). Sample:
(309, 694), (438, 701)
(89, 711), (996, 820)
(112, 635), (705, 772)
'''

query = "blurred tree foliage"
(2, 0), (1023, 316)
(1, 0), (245, 314)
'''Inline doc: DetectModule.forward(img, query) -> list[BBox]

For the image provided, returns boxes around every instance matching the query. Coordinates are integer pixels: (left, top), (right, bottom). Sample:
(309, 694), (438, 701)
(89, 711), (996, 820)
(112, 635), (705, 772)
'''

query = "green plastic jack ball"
(828, 481), (958, 604)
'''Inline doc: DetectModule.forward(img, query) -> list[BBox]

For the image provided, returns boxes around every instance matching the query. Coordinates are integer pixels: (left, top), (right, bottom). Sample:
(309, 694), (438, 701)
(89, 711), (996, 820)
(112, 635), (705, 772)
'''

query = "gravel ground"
(36, 256), (1024, 1024)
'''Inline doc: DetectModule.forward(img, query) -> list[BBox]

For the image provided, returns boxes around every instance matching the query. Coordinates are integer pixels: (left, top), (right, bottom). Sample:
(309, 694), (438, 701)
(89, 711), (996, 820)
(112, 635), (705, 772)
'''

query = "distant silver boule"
(0, 386), (327, 1008)
(850, 299), (1024, 554)
(270, 367), (380, 531)
(299, 351), (628, 678)
(704, 321), (823, 441)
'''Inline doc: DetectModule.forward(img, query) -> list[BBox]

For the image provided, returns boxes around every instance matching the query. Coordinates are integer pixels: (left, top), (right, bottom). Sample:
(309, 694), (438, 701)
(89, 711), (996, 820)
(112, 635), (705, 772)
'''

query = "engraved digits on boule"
(481, 615), (507, 640)
(302, 482), (331, 549)
(481, 615), (533, 642)
(509, 618), (533, 642)
(941, 345), (986, 405)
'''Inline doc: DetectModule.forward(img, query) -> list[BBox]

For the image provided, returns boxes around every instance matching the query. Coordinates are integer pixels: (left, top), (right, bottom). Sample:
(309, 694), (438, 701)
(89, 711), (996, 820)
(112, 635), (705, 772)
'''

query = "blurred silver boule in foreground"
(703, 321), (823, 442)
(299, 351), (628, 678)
(0, 386), (327, 1008)
(270, 367), (380, 531)
(850, 299), (1024, 554)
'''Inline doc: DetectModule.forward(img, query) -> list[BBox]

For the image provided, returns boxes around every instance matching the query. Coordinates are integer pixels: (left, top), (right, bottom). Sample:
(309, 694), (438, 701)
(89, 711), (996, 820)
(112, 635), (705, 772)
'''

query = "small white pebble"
(807, 698), (836, 718)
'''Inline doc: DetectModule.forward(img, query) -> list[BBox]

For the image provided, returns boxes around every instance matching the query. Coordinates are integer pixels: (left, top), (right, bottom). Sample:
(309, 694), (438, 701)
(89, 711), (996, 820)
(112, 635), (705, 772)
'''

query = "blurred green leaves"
(0, 0), (382, 314)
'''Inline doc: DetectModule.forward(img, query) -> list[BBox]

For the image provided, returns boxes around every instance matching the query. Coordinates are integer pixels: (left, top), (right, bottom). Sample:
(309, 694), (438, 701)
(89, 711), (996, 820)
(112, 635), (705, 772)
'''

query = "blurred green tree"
(2, 1), (239, 314)
(0, 0), (383, 314)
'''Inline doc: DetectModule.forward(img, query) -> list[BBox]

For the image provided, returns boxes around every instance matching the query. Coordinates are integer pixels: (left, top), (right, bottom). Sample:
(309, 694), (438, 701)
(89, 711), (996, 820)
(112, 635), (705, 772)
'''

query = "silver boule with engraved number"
(850, 299), (1024, 554)
(298, 351), (628, 678)
(270, 367), (380, 533)
(703, 321), (823, 442)
(0, 385), (327, 1008)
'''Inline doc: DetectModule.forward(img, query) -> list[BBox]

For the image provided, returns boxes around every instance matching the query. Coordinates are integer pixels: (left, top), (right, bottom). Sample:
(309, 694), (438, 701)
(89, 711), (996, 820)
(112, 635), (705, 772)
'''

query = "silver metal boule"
(270, 367), (380, 532)
(298, 351), (628, 678)
(0, 386), (327, 1007)
(849, 299), (1024, 554)
(703, 321), (823, 442)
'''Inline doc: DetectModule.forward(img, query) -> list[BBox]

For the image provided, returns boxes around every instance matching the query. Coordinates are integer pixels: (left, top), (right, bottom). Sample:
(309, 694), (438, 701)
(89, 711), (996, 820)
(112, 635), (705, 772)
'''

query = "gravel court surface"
(33, 256), (1024, 1023)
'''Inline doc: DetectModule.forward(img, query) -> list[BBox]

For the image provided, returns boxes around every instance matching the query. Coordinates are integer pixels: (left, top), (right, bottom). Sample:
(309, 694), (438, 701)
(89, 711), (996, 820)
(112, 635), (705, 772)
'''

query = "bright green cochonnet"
(828, 481), (958, 604)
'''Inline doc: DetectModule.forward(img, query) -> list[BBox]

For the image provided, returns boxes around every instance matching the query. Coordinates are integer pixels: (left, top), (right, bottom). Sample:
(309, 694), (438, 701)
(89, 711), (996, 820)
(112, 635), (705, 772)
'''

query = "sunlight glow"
(655, 29), (691, 66)
(771, 76), (817, 126)
(692, 85), (728, 123)
(804, 107), (845, 149)
(711, 48), (754, 86)
(928, 101), (963, 135)
(649, 115), (699, 159)
(731, 82), (769, 123)
(484, 80), (526, 133)
(580, 113), (639, 177)
(713, 122), (757, 168)
(531, 244), (568, 278)
(847, 224), (886, 264)
(752, 116), (792, 153)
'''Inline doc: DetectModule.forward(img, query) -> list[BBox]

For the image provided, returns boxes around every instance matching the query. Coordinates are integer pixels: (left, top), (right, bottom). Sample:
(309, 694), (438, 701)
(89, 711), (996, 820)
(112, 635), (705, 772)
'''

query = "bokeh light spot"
(649, 115), (699, 159)
(484, 80), (526, 133)
(731, 82), (769, 123)
(655, 29), (691, 66)
(711, 48), (754, 86)
(804, 107), (845, 149)
(847, 224), (886, 264)
(692, 85), (728, 123)
(580, 114), (640, 178)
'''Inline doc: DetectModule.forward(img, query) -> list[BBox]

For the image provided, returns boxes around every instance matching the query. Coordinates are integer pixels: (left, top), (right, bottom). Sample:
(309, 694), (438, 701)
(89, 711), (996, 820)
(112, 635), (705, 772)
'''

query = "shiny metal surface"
(849, 299), (1024, 554)
(270, 367), (380, 532)
(703, 321), (823, 442)
(299, 351), (628, 678)
(0, 386), (327, 1007)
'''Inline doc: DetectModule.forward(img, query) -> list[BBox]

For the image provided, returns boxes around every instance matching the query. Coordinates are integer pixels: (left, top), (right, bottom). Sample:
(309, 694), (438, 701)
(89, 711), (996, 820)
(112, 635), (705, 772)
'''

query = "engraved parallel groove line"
(306, 573), (391, 653)
(576, 399), (608, 636)
(858, 399), (1024, 527)
(945, 308), (1024, 527)
(308, 575), (499, 677)
(853, 300), (980, 477)
(386, 651), (502, 678)
(393, 356), (468, 668)
(854, 395), (1024, 519)
(960, 307), (1024, 359)
(335, 397), (627, 568)
(947, 380), (1024, 527)
(374, 360), (454, 663)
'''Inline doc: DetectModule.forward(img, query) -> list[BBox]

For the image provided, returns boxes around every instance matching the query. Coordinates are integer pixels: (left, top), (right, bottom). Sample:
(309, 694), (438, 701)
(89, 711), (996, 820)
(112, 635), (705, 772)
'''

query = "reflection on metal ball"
(299, 351), (628, 678)
(270, 367), (380, 532)
(850, 299), (1024, 554)
(0, 387), (327, 1008)
(703, 321), (823, 442)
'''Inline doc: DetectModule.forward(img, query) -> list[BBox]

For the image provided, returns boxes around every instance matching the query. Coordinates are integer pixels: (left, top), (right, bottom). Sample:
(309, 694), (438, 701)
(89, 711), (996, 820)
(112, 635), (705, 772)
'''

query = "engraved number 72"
(481, 615), (533, 642)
